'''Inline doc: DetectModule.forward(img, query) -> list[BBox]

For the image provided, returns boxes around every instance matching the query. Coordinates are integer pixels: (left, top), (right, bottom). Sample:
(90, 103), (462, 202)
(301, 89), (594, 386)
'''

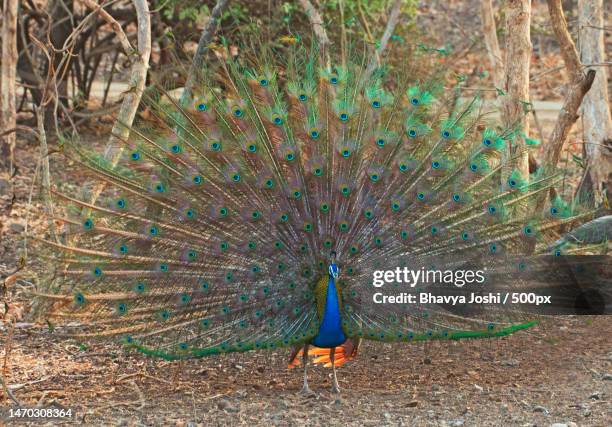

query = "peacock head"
(328, 251), (339, 278)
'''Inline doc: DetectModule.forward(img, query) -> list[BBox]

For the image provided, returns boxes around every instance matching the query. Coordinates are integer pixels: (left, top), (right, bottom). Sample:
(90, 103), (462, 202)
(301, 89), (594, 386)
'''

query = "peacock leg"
(301, 343), (313, 395)
(330, 347), (340, 393)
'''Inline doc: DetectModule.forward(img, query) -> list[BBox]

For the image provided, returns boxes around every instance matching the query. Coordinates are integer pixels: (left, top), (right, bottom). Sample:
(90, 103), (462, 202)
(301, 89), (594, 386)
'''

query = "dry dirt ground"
(0, 316), (610, 426)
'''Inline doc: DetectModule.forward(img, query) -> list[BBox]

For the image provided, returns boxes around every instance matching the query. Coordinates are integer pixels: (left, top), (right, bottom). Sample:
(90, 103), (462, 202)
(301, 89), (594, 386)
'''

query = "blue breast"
(312, 275), (346, 348)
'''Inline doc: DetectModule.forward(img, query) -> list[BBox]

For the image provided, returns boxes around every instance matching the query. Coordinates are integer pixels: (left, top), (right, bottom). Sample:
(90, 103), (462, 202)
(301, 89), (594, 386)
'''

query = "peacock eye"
(550, 207), (558, 215)
(483, 138), (492, 146)
(432, 161), (440, 169)
(197, 103), (207, 111)
(131, 152), (140, 161)
(411, 98), (420, 105)
(330, 76), (338, 84)
(260, 79), (268, 86)
(441, 130), (451, 138)
(310, 130), (319, 139)
(372, 100), (381, 108)
(408, 129), (417, 137)
(298, 94), (307, 101)
(273, 116), (283, 125)
(339, 113), (349, 121)
(376, 139), (385, 147)
(248, 144), (257, 152)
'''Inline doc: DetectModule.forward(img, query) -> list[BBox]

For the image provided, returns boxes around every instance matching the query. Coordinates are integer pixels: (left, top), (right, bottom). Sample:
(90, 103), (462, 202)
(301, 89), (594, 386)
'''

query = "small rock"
(383, 412), (391, 420)
(427, 410), (436, 419)
(533, 405), (549, 415)
(233, 364), (243, 370)
(0, 178), (11, 194)
(501, 359), (519, 367)
(333, 397), (342, 405)
(9, 222), (24, 233)
(448, 418), (464, 426)
(588, 391), (602, 400)
(424, 357), (432, 364)
(602, 373), (612, 381)
(582, 409), (592, 418)
(257, 366), (265, 373)
(474, 384), (484, 392)
(432, 384), (441, 392)
(406, 400), (419, 408)
(217, 398), (238, 413)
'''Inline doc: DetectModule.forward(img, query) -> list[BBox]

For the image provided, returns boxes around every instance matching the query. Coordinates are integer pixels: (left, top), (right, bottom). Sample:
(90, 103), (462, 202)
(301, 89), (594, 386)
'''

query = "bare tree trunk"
(1, 0), (19, 177)
(481, 0), (542, 176)
(87, 0), (151, 206)
(479, 0), (504, 89)
(180, 0), (230, 108)
(577, 0), (612, 206)
(501, 0), (532, 187)
(544, 0), (596, 171)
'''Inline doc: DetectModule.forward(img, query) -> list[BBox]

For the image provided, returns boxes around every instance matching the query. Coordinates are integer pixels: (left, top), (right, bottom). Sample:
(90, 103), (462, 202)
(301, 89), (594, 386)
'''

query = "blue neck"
(312, 265), (346, 348)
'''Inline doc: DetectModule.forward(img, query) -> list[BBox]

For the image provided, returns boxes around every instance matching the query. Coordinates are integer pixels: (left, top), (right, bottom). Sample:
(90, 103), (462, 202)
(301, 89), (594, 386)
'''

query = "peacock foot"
(300, 384), (315, 396)
(331, 385), (341, 394)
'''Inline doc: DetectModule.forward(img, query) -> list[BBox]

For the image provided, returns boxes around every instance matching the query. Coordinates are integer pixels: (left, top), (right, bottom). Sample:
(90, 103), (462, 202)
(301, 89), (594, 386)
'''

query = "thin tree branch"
(86, 0), (151, 207)
(298, 0), (331, 69)
(76, 0), (133, 55)
(535, 0), (597, 210)
(479, 0), (504, 88)
(364, 0), (402, 80)
(180, 0), (230, 108)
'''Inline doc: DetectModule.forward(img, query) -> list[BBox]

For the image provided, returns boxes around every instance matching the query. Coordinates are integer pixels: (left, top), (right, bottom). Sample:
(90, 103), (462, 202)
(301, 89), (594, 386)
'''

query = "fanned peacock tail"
(33, 42), (594, 361)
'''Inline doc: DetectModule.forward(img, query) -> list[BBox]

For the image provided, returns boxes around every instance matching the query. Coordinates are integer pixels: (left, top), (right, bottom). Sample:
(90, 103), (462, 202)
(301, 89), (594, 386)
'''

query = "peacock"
(32, 41), (604, 394)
